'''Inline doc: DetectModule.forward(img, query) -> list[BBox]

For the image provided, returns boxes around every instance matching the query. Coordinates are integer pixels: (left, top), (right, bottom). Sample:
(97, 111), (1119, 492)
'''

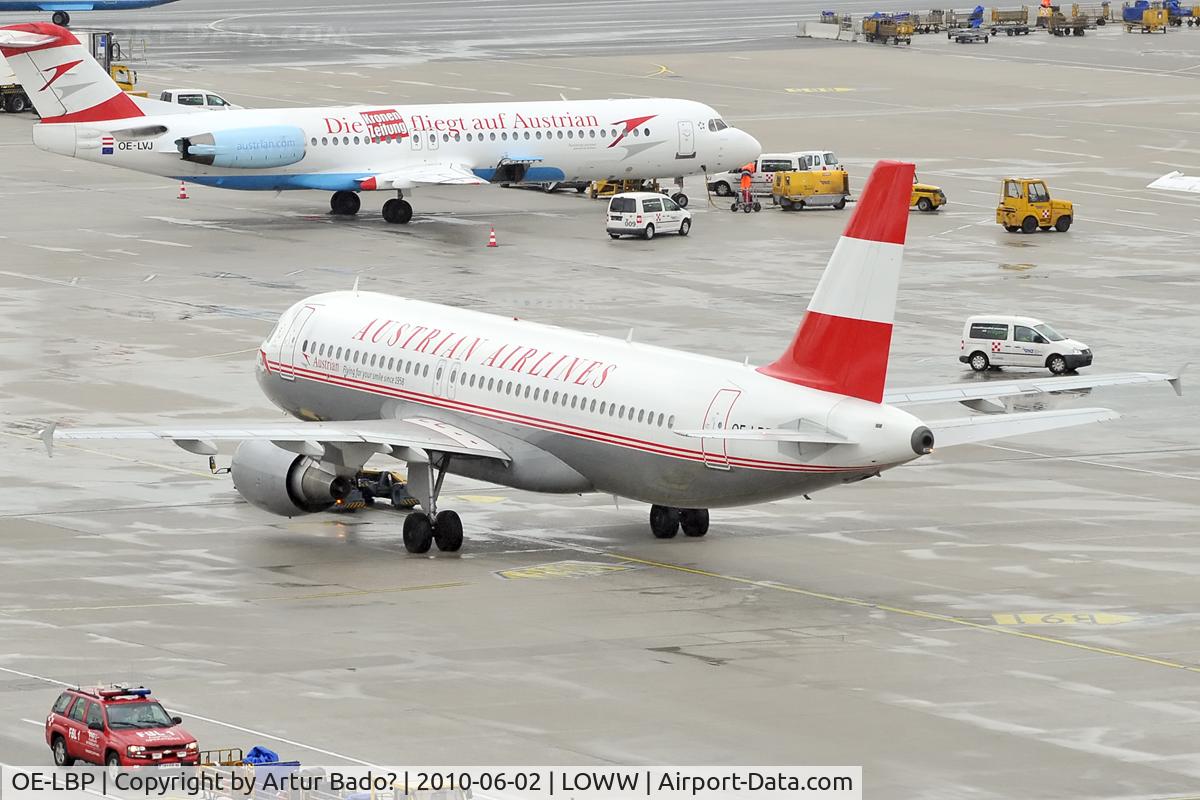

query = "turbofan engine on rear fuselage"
(230, 439), (351, 517)
(176, 125), (306, 168)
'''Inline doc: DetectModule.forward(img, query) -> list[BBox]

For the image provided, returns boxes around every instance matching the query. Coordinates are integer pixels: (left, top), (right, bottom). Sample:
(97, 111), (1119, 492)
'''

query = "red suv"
(45, 686), (200, 768)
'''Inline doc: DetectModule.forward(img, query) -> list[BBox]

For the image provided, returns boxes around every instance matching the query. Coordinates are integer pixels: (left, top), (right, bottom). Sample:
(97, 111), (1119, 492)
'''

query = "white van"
(159, 89), (242, 110)
(960, 315), (1092, 374)
(708, 151), (841, 197)
(606, 192), (692, 240)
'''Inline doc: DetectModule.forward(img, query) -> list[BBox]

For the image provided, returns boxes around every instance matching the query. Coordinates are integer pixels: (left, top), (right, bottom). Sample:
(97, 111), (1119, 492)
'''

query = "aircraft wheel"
(672, 192), (689, 208)
(969, 352), (990, 372)
(382, 198), (413, 224)
(403, 512), (434, 553)
(52, 10), (69, 26)
(649, 504), (680, 539)
(679, 508), (709, 538)
(433, 510), (464, 552)
(330, 190), (360, 216)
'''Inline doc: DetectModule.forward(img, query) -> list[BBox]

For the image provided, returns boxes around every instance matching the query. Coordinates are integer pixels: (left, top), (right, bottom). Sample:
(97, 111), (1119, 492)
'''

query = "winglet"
(40, 422), (56, 457)
(1169, 362), (1188, 397)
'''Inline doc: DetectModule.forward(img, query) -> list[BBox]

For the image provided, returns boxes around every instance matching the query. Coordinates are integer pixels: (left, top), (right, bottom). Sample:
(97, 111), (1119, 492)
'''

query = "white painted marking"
(137, 239), (192, 248)
(1034, 148), (1102, 160)
(143, 274), (157, 282)
(1115, 209), (1157, 216)
(28, 245), (80, 253)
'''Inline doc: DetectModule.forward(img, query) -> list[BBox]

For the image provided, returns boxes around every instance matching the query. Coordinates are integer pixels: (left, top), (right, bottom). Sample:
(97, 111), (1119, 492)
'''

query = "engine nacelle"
(231, 440), (352, 517)
(176, 126), (306, 169)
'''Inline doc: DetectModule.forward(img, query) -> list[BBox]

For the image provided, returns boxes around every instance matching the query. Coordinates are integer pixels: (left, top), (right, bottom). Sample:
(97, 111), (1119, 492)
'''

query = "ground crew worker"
(739, 165), (754, 208)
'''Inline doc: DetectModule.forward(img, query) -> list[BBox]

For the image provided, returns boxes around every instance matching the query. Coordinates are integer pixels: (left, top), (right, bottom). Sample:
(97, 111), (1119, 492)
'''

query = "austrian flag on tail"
(758, 160), (916, 404)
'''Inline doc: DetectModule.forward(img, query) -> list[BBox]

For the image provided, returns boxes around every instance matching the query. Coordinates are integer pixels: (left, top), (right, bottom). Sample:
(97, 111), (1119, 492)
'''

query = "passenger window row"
(308, 127), (651, 148)
(301, 340), (675, 430)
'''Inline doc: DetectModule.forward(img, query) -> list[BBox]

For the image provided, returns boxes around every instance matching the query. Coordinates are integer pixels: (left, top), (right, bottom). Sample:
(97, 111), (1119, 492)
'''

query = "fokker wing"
(884, 370), (1182, 410)
(1147, 171), (1200, 194)
(360, 162), (486, 191)
(924, 407), (1119, 448)
(41, 416), (509, 461)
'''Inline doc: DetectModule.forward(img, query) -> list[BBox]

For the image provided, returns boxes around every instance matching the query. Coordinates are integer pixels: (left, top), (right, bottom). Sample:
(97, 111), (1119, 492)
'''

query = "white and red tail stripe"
(0, 22), (142, 123)
(758, 159), (914, 404)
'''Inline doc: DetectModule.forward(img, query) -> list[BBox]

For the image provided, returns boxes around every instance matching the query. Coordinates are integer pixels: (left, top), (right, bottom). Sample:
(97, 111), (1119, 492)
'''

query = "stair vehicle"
(45, 685), (199, 768)
(772, 168), (851, 211)
(911, 176), (946, 211)
(996, 178), (1073, 233)
(960, 315), (1092, 375)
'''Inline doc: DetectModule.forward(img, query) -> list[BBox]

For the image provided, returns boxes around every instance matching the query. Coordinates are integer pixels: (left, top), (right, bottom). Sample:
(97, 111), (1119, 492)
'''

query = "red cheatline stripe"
(261, 354), (875, 474)
(841, 160), (915, 246)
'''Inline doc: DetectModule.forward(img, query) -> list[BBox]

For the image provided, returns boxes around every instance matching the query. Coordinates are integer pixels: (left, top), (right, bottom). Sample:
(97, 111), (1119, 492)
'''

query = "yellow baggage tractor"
(996, 178), (1073, 233)
(911, 176), (947, 212)
(862, 15), (915, 43)
(771, 169), (850, 211)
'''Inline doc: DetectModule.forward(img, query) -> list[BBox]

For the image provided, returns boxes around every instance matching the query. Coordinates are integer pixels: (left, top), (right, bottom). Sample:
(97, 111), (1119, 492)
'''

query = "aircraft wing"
(41, 417), (509, 461)
(924, 407), (1119, 448)
(1147, 171), (1200, 194)
(884, 370), (1182, 410)
(360, 163), (486, 191)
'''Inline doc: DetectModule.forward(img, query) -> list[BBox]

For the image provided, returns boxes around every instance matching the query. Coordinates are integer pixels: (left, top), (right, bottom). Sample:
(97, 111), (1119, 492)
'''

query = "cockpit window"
(709, 118), (729, 131)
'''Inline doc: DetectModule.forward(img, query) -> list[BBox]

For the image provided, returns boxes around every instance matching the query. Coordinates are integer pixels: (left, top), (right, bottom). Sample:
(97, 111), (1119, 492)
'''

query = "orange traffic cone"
(487, 226), (498, 247)
(177, 181), (189, 200)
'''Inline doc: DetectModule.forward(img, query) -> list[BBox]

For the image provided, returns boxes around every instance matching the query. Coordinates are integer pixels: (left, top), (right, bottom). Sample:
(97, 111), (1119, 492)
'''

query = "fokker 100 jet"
(0, 22), (760, 223)
(42, 161), (1182, 554)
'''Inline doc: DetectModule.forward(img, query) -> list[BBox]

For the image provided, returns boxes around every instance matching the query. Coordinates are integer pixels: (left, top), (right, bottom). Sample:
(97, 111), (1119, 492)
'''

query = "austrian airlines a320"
(40, 161), (1180, 554)
(0, 22), (761, 223)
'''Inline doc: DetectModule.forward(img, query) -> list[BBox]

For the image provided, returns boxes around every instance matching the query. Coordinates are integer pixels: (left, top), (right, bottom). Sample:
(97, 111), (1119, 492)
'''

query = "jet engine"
(230, 440), (352, 517)
(176, 126), (306, 169)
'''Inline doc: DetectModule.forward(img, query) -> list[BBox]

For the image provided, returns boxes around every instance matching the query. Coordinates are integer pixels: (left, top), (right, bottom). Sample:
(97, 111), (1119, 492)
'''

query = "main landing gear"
(649, 504), (710, 539)
(328, 190), (414, 224)
(401, 453), (462, 554)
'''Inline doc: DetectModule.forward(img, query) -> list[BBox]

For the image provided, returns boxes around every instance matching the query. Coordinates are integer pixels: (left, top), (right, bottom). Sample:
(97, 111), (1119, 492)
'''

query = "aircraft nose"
(734, 128), (761, 165)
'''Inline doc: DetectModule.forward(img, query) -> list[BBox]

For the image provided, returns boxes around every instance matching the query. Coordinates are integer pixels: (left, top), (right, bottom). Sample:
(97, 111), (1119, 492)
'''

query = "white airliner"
(0, 22), (760, 223)
(1148, 171), (1200, 194)
(42, 161), (1182, 553)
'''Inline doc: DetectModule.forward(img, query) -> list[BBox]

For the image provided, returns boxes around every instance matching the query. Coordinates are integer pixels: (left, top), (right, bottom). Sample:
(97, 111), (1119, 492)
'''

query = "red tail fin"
(0, 23), (142, 123)
(757, 160), (915, 403)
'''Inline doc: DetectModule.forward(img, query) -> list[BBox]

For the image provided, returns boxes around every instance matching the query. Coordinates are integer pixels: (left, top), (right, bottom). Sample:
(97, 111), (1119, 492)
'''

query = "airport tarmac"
(1, 11), (1200, 799)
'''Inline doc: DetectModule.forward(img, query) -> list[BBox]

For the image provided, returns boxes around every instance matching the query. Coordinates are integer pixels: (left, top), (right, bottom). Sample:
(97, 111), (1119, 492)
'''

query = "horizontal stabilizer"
(885, 370), (1181, 407)
(926, 407), (1118, 448)
(1147, 171), (1200, 194)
